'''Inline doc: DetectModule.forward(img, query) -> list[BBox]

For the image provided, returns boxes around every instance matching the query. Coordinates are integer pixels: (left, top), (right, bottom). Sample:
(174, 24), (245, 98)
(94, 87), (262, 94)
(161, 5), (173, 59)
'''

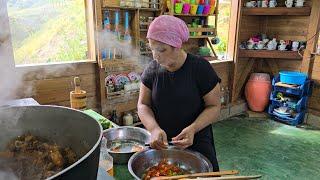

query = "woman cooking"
(137, 15), (221, 171)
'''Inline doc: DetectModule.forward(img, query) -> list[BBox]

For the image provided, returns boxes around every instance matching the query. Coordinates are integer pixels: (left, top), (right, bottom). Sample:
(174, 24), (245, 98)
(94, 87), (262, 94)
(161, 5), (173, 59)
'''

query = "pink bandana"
(147, 15), (189, 48)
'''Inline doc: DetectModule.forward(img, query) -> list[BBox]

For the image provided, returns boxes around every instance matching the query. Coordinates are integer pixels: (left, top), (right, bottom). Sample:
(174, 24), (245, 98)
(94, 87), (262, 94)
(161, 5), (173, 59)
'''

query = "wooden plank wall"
(249, 1), (320, 115)
(15, 62), (99, 111)
(309, 55), (320, 112)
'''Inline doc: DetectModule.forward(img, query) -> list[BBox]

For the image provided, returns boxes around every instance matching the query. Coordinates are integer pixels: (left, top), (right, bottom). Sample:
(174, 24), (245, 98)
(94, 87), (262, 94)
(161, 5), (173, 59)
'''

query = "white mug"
(292, 41), (299, 51)
(257, 44), (264, 50)
(245, 1), (256, 7)
(285, 1), (293, 8)
(247, 44), (254, 50)
(269, 0), (277, 7)
(262, 0), (268, 7)
(295, 1), (304, 7)
(278, 44), (286, 51)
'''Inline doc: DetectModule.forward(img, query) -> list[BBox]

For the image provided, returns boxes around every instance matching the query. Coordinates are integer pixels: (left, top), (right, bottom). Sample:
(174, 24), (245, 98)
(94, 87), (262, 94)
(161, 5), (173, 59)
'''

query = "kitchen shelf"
(242, 7), (311, 16)
(238, 49), (303, 60)
(140, 22), (151, 25)
(189, 35), (216, 39)
(102, 6), (160, 11)
(188, 27), (215, 32)
(173, 13), (216, 17)
(140, 51), (152, 55)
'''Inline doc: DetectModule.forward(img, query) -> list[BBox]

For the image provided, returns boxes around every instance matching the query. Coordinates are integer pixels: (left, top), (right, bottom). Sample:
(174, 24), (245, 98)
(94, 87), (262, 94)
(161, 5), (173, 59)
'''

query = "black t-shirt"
(141, 53), (221, 142)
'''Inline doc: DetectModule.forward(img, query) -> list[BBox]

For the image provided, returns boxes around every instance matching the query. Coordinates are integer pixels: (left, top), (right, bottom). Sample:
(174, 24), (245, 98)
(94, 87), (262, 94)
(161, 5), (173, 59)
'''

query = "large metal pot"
(103, 126), (150, 164)
(128, 147), (213, 180)
(0, 105), (103, 180)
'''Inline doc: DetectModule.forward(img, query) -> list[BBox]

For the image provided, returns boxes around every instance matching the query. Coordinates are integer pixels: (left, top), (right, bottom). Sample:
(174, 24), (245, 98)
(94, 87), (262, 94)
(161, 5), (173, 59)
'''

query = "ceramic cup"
(203, 4), (211, 14)
(209, 5), (215, 14)
(257, 43), (264, 50)
(292, 41), (299, 51)
(245, 1), (256, 7)
(197, 4), (204, 14)
(174, 3), (183, 14)
(295, 0), (304, 7)
(285, 0), (293, 7)
(247, 43), (254, 50)
(262, 0), (268, 7)
(269, 0), (277, 7)
(190, 4), (198, 15)
(257, 0), (263, 7)
(278, 44), (286, 51)
(182, 3), (191, 14)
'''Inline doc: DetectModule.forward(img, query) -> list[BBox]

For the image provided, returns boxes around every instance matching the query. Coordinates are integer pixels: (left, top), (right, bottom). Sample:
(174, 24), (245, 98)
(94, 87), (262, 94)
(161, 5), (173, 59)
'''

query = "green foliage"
(8, 0), (88, 65)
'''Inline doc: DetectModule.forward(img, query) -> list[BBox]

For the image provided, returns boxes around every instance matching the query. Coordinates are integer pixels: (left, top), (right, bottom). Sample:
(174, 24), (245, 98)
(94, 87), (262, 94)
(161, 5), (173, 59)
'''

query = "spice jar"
(123, 112), (134, 126)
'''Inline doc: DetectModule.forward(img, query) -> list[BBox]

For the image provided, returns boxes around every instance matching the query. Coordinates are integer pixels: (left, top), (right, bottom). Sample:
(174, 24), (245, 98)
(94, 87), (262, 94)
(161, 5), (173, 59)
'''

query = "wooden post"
(231, 0), (244, 102)
(0, 0), (15, 70)
(301, 0), (320, 76)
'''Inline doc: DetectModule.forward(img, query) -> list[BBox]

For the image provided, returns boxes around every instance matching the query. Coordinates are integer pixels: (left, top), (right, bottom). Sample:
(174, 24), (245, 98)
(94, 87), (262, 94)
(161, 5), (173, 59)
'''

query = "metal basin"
(128, 147), (213, 179)
(103, 126), (150, 164)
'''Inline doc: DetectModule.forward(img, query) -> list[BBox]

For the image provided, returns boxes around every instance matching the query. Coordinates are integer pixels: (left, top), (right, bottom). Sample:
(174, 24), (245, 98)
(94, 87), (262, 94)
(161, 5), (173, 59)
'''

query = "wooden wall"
(15, 62), (100, 112)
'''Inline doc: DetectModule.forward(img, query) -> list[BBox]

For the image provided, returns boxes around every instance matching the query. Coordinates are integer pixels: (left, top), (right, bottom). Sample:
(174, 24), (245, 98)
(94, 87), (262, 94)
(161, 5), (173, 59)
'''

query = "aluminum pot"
(103, 126), (150, 164)
(128, 147), (213, 180)
(0, 105), (103, 180)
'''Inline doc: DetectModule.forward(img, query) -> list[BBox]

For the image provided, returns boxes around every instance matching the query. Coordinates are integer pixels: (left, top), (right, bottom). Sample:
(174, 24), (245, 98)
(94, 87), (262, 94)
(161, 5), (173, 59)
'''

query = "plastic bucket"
(175, 3), (183, 14)
(279, 71), (307, 85)
(197, 4), (204, 14)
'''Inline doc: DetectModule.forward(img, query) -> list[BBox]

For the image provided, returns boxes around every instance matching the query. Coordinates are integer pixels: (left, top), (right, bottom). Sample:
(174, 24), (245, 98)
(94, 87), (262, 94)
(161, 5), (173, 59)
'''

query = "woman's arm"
(172, 83), (221, 148)
(137, 83), (168, 149)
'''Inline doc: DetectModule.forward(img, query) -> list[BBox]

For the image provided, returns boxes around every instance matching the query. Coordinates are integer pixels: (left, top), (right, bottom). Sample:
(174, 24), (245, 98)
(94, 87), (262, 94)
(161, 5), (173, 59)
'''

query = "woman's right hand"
(150, 127), (168, 150)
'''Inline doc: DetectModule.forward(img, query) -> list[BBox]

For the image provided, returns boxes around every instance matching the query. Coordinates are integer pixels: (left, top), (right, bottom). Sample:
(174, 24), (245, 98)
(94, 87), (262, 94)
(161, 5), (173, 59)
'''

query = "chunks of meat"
(0, 133), (78, 180)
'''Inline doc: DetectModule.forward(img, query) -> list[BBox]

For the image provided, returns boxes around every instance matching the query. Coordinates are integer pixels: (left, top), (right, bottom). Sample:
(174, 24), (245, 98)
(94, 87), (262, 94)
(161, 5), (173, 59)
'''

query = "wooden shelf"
(140, 51), (152, 55)
(189, 35), (215, 39)
(238, 49), (303, 60)
(140, 29), (148, 32)
(242, 7), (311, 16)
(173, 13), (216, 17)
(102, 6), (160, 11)
(140, 22), (151, 26)
(188, 27), (215, 32)
(139, 8), (161, 12)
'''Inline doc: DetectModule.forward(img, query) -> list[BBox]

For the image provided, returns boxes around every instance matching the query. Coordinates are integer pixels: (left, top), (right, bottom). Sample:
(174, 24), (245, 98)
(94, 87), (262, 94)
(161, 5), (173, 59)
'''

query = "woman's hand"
(150, 127), (168, 149)
(171, 125), (195, 149)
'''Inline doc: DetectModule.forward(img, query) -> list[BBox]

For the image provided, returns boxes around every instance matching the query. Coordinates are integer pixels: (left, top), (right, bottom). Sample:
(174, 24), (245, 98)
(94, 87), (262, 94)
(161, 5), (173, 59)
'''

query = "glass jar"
(99, 137), (114, 176)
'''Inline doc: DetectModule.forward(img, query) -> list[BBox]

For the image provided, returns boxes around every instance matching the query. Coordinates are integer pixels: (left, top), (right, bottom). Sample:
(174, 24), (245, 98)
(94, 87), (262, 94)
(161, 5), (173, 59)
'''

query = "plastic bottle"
(103, 11), (110, 31)
(225, 87), (230, 105)
(220, 87), (225, 106)
(99, 137), (114, 176)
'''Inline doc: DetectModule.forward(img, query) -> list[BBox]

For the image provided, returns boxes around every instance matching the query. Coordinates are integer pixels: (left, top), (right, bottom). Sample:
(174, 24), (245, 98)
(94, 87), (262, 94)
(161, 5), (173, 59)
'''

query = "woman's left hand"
(171, 125), (196, 149)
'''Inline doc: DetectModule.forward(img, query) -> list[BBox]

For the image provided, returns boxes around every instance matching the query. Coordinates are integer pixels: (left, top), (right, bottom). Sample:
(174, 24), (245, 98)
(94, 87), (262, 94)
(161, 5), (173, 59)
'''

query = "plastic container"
(99, 137), (114, 176)
(190, 4), (198, 14)
(209, 4), (215, 14)
(279, 71), (307, 85)
(272, 75), (311, 97)
(197, 5), (204, 14)
(203, 4), (211, 14)
(268, 105), (305, 126)
(175, 3), (183, 14)
(182, 3), (191, 14)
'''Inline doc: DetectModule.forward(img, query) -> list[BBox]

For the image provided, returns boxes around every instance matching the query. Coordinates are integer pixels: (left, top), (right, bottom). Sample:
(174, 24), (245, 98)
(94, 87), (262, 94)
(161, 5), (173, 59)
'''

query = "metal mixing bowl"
(128, 147), (213, 179)
(103, 126), (150, 164)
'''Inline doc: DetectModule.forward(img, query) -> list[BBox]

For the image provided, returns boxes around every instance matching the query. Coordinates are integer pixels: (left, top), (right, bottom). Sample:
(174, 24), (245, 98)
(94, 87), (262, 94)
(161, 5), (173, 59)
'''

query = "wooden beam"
(301, 0), (320, 75)
(234, 59), (255, 101)
(238, 49), (302, 60)
(231, 0), (244, 102)
(242, 7), (311, 16)
(96, 66), (106, 114)
(0, 0), (14, 69)
(266, 59), (279, 76)
(85, 0), (97, 61)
